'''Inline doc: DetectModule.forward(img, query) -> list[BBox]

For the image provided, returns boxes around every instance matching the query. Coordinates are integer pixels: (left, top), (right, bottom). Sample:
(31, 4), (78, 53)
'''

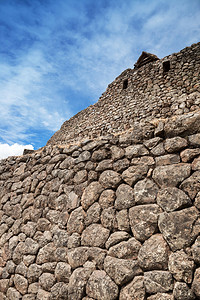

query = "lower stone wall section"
(1, 111), (200, 299)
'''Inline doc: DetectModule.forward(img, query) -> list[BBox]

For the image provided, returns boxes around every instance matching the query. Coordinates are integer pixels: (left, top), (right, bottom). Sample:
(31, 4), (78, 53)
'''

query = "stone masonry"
(1, 42), (200, 299)
(48, 42), (200, 146)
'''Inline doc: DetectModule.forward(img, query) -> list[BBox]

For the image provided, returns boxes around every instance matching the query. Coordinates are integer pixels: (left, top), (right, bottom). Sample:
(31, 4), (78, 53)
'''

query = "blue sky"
(0, 0), (200, 158)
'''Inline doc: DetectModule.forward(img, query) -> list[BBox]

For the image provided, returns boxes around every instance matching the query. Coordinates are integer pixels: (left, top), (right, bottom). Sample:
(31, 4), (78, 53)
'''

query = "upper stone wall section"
(47, 42), (200, 146)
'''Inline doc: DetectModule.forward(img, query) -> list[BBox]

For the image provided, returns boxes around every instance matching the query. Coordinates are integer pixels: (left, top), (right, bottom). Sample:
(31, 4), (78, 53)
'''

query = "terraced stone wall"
(1, 111), (200, 299)
(48, 42), (200, 146)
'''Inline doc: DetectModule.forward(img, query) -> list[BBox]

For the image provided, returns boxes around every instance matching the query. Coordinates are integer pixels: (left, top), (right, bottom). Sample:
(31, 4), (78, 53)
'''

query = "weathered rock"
(180, 171), (200, 199)
(100, 207), (117, 230)
(155, 154), (180, 166)
(173, 282), (195, 300)
(122, 165), (148, 186)
(67, 247), (89, 268)
(125, 144), (149, 158)
(116, 209), (130, 231)
(36, 289), (50, 300)
(181, 148), (200, 162)
(115, 184), (135, 209)
(68, 264), (94, 300)
(158, 207), (200, 251)
(14, 274), (28, 295)
(105, 231), (130, 249)
(50, 282), (69, 300)
(113, 158), (130, 172)
(119, 276), (145, 300)
(192, 267), (200, 298)
(150, 142), (165, 156)
(192, 156), (200, 170)
(55, 262), (71, 283)
(108, 237), (141, 259)
(6, 287), (21, 300)
(74, 170), (87, 184)
(111, 146), (125, 160)
(39, 272), (56, 291)
(192, 236), (200, 264)
(86, 270), (119, 300)
(0, 279), (9, 293)
(36, 243), (56, 264)
(156, 187), (191, 212)
(27, 264), (42, 283)
(134, 178), (159, 204)
(138, 234), (169, 271)
(67, 207), (86, 234)
(81, 181), (103, 210)
(152, 164), (191, 187)
(99, 189), (115, 209)
(129, 204), (162, 241)
(188, 133), (200, 146)
(168, 250), (194, 283)
(99, 170), (121, 189)
(65, 191), (80, 212)
(104, 256), (142, 285)
(164, 137), (188, 153)
(144, 271), (173, 294)
(84, 202), (101, 226)
(81, 224), (110, 247)
(95, 159), (113, 172)
(147, 293), (173, 300)
(67, 233), (81, 249)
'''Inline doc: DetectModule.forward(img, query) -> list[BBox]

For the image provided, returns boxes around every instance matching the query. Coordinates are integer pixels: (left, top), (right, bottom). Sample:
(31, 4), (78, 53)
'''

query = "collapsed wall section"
(1, 111), (200, 299)
(48, 42), (200, 146)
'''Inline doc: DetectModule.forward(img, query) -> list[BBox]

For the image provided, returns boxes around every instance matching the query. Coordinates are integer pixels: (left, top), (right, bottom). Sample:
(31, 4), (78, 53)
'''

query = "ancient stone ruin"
(0, 42), (200, 299)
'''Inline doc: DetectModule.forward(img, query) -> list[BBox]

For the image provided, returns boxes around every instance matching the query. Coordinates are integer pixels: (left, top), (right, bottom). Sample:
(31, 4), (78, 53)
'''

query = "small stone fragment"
(192, 267), (200, 298)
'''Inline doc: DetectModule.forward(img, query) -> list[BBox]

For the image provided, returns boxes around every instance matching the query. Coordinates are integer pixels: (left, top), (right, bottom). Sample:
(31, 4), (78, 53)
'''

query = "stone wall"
(48, 42), (200, 146)
(1, 111), (200, 299)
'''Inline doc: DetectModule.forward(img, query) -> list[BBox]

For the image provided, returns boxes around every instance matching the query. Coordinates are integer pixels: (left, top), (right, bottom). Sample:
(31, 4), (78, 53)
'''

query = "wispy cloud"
(0, 0), (200, 155)
(0, 143), (34, 160)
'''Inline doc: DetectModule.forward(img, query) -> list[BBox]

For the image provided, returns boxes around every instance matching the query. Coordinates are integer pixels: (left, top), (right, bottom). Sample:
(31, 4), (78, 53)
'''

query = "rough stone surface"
(168, 250), (194, 283)
(129, 204), (162, 241)
(144, 271), (173, 294)
(119, 276), (145, 300)
(86, 270), (119, 300)
(104, 256), (142, 285)
(152, 164), (191, 187)
(138, 234), (169, 271)
(158, 207), (200, 251)
(81, 224), (110, 247)
(156, 187), (191, 212)
(1, 42), (200, 299)
(134, 178), (158, 204)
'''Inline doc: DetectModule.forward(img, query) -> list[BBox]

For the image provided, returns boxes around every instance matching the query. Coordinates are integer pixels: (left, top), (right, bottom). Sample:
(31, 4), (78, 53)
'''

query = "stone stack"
(1, 111), (200, 299)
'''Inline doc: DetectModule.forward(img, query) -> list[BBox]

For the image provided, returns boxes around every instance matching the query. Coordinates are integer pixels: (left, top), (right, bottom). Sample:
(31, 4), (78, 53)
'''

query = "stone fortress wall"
(48, 42), (200, 146)
(1, 43), (200, 299)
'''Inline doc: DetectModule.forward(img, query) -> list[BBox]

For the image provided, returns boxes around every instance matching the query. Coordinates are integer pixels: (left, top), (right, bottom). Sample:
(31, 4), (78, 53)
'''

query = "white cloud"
(0, 143), (34, 160)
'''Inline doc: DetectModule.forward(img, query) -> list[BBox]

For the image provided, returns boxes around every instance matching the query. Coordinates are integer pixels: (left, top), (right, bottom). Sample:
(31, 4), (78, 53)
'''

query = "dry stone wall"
(1, 111), (200, 299)
(48, 42), (200, 146)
